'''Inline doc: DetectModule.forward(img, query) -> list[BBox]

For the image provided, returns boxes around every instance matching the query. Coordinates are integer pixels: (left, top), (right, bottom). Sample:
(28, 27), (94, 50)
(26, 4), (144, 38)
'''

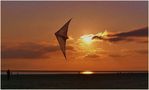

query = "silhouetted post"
(7, 69), (11, 80)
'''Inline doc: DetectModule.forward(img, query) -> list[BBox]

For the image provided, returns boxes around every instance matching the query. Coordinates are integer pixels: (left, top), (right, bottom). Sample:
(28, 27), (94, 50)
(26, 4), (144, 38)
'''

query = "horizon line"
(1, 70), (148, 72)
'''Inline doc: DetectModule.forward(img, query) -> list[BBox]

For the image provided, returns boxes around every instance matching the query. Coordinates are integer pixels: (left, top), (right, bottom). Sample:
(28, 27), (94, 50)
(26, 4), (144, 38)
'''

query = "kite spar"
(55, 19), (72, 60)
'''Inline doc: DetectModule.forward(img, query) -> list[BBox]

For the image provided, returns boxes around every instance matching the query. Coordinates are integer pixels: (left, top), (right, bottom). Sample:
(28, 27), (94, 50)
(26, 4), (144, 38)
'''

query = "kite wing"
(55, 19), (71, 59)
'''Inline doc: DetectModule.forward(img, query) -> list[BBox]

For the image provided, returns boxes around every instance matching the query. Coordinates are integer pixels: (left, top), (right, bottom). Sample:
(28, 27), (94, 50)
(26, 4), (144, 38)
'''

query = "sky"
(1, 1), (148, 71)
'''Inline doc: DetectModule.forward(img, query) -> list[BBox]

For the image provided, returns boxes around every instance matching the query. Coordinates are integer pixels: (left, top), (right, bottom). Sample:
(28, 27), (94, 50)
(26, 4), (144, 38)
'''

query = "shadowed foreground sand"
(1, 73), (148, 89)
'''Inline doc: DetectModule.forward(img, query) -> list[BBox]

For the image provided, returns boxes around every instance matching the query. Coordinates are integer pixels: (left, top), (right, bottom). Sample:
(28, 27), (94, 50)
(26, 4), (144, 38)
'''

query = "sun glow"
(80, 30), (108, 44)
(80, 34), (94, 44)
(79, 34), (96, 53)
(77, 30), (108, 55)
(80, 71), (94, 74)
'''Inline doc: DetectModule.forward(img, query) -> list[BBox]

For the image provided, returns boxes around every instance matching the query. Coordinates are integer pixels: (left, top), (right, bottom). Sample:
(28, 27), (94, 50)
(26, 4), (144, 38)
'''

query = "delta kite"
(55, 19), (72, 60)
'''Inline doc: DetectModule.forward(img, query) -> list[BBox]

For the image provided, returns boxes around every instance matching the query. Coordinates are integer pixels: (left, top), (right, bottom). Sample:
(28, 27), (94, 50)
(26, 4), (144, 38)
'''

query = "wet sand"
(1, 73), (148, 89)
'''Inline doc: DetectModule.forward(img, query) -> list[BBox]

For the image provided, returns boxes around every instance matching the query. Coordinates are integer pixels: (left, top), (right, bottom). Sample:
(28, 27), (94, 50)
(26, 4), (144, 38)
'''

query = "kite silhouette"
(55, 19), (72, 60)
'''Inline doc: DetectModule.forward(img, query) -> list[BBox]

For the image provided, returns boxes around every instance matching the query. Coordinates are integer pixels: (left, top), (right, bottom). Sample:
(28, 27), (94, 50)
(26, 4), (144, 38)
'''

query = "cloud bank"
(2, 42), (74, 59)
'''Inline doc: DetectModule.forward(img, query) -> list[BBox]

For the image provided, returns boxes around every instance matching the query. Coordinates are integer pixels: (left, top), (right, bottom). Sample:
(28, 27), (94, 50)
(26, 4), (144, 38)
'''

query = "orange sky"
(2, 1), (148, 71)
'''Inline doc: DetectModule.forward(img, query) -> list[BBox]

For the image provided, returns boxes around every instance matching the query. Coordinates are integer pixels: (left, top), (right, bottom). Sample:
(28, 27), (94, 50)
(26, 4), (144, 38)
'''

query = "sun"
(80, 34), (94, 44)
(78, 34), (96, 54)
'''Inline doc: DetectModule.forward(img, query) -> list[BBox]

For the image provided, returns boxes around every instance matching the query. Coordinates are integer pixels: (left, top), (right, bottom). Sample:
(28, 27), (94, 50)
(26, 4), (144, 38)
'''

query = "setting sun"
(80, 34), (94, 44)
(78, 34), (96, 54)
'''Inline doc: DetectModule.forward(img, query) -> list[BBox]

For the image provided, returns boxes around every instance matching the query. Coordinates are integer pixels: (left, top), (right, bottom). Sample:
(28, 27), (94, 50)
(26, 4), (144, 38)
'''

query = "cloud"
(2, 42), (75, 59)
(92, 27), (148, 43)
(134, 49), (148, 55)
(108, 54), (125, 58)
(84, 54), (100, 59)
(111, 27), (148, 37)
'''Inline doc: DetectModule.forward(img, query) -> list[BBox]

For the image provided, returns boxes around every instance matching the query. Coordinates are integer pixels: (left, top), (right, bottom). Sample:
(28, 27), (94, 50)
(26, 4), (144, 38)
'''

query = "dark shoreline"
(1, 72), (148, 89)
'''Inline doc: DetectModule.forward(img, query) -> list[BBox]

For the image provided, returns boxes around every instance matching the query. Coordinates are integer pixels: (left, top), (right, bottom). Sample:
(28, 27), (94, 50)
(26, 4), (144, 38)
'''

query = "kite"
(55, 19), (72, 60)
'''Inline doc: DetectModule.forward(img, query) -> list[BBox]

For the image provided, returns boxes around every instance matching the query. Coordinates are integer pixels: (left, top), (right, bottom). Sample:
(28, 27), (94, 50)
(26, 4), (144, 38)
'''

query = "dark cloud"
(2, 42), (75, 59)
(92, 27), (148, 43)
(134, 49), (148, 55)
(136, 40), (148, 43)
(111, 27), (148, 37)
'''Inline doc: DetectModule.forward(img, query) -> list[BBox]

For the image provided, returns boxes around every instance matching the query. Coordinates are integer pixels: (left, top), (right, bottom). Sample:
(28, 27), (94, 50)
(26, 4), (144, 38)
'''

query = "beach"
(1, 72), (148, 89)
